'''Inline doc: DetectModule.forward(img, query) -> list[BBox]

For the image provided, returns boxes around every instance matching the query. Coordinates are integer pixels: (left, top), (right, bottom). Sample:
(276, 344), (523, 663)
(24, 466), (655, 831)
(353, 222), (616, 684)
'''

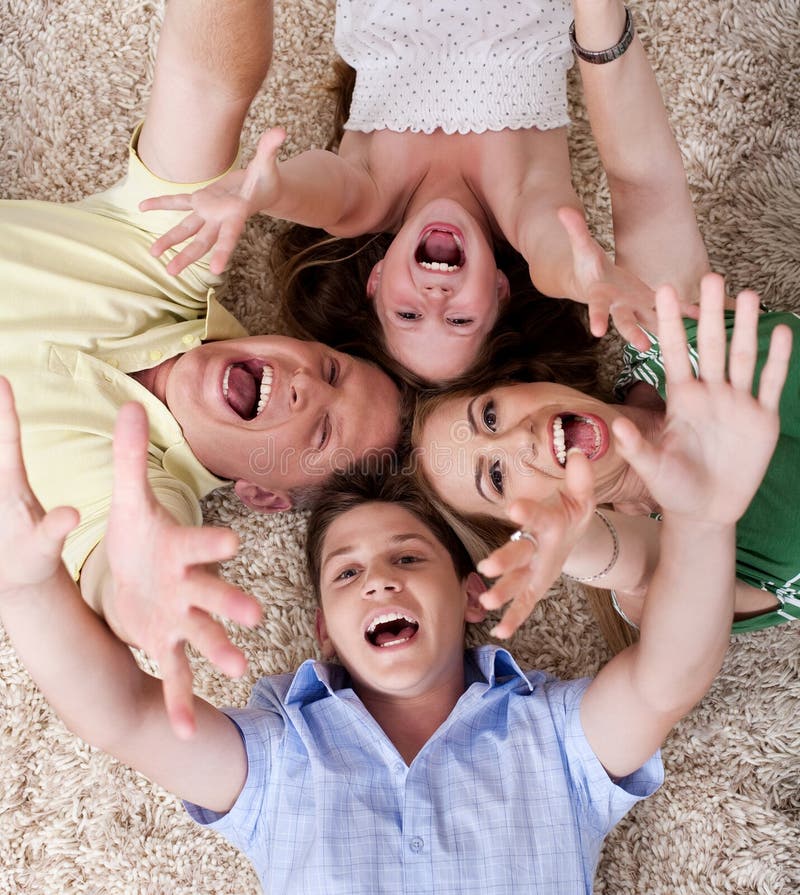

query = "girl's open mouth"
(415, 224), (466, 272)
(550, 413), (608, 466)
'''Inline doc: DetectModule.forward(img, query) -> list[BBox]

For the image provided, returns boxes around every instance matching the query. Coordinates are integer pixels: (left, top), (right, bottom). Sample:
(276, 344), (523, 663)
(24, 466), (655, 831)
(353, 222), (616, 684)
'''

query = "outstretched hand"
(0, 377), (79, 596)
(140, 127), (287, 277)
(104, 402), (262, 739)
(613, 274), (791, 525)
(559, 207), (697, 351)
(476, 450), (596, 639)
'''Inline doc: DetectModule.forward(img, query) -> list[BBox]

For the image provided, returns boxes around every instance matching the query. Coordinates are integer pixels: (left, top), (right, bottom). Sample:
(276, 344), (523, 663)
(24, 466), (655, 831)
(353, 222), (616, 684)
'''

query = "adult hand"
(559, 207), (696, 352)
(476, 450), (595, 639)
(612, 274), (791, 525)
(105, 402), (262, 739)
(140, 127), (287, 277)
(0, 377), (79, 596)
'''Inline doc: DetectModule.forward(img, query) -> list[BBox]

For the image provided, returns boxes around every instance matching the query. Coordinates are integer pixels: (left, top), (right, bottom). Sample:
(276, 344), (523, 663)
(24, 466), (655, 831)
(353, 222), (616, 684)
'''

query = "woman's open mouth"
(415, 224), (466, 272)
(364, 612), (420, 649)
(550, 413), (608, 466)
(221, 361), (274, 420)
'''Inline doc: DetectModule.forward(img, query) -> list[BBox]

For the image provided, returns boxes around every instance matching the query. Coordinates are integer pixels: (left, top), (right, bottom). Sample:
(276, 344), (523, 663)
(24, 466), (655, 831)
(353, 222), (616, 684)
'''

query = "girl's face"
(367, 199), (509, 383)
(417, 382), (630, 520)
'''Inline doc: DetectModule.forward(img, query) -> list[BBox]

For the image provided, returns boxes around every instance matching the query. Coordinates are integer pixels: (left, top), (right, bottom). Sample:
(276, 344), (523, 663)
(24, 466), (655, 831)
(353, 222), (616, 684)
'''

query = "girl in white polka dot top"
(144, 0), (707, 389)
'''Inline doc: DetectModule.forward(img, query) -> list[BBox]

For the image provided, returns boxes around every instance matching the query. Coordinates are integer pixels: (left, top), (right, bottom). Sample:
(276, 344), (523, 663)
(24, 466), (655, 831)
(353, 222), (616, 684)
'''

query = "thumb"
(41, 505), (80, 547)
(112, 402), (152, 510)
(611, 416), (660, 485)
(557, 206), (596, 258)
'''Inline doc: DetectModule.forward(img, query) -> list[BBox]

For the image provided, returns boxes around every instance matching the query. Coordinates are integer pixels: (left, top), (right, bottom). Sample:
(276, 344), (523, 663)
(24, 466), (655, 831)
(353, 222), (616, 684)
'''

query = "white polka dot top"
(334, 0), (574, 135)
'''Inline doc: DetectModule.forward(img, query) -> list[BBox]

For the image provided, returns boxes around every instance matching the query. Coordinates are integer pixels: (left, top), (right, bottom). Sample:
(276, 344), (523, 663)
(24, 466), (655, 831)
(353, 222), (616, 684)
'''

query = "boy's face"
(164, 335), (402, 510)
(316, 502), (485, 701)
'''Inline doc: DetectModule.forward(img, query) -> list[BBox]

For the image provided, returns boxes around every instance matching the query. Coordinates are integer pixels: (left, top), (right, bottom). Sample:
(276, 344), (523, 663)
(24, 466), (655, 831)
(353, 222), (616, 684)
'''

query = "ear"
(315, 608), (336, 660)
(496, 270), (510, 304)
(463, 571), (488, 624)
(233, 480), (293, 513)
(366, 260), (384, 299)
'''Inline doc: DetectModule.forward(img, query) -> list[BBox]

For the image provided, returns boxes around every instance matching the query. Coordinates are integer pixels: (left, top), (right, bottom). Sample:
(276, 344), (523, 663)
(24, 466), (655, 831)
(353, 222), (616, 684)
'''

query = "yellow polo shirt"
(0, 126), (248, 579)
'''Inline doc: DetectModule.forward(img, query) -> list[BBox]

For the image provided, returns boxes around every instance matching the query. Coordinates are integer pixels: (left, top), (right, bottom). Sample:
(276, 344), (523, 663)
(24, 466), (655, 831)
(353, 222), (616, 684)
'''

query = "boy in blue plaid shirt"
(0, 282), (791, 892)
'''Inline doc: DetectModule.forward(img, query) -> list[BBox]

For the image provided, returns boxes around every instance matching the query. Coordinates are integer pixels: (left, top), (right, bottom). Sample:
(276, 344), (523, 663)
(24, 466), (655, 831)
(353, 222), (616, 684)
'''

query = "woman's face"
(417, 382), (630, 519)
(367, 199), (509, 383)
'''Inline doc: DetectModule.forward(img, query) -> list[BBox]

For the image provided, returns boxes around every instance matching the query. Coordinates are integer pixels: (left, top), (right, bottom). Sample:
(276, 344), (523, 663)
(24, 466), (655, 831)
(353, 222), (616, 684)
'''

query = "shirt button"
(148, 350), (163, 362)
(181, 334), (196, 345)
(409, 837), (424, 854)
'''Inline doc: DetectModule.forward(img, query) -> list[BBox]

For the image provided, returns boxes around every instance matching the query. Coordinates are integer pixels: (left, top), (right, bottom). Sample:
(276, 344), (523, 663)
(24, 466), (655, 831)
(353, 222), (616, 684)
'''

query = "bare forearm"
(573, 0), (683, 188)
(633, 517), (734, 714)
(2, 570), (151, 751)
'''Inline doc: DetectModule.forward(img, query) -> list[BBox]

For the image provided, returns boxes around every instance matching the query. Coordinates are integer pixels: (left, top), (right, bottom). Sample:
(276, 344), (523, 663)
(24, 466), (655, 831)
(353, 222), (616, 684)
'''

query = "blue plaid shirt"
(186, 645), (662, 893)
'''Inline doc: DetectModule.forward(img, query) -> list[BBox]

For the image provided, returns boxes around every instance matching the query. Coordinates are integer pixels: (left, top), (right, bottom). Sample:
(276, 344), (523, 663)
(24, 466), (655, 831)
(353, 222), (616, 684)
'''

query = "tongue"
(563, 418), (597, 458)
(226, 365), (258, 419)
(375, 625), (417, 647)
(423, 231), (461, 265)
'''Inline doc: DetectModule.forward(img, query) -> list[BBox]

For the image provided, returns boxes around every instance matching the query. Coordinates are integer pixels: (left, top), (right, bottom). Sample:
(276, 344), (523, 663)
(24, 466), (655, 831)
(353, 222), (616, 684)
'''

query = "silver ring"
(510, 529), (537, 547)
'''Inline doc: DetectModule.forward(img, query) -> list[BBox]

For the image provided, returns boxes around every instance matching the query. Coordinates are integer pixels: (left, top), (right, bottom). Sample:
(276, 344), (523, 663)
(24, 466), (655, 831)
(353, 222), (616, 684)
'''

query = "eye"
(334, 567), (359, 582)
(482, 399), (497, 432)
(446, 317), (473, 327)
(397, 311), (421, 321)
(318, 414), (331, 450)
(489, 459), (504, 496)
(327, 358), (339, 385)
(396, 554), (424, 565)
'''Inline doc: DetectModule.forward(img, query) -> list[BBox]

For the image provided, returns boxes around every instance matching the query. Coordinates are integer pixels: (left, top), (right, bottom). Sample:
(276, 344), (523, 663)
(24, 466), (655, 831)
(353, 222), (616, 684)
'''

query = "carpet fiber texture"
(1, 1), (798, 893)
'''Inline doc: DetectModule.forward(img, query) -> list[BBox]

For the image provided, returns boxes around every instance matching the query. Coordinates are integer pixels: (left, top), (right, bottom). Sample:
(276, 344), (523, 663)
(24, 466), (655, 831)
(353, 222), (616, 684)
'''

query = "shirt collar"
(284, 645), (533, 707)
(465, 644), (534, 692)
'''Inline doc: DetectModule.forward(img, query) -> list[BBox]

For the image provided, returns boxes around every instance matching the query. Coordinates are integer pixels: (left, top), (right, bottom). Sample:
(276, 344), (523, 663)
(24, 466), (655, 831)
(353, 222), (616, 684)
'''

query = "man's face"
(316, 502), (484, 702)
(164, 336), (402, 508)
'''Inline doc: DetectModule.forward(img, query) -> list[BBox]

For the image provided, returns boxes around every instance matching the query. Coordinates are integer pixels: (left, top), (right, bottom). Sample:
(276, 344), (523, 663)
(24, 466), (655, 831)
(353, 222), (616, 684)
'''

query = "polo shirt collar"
(466, 644), (534, 692)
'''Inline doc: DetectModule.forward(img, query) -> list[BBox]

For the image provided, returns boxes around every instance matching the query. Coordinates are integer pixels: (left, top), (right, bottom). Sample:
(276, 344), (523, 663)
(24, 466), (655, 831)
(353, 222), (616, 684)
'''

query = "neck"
(357, 676), (464, 766)
(130, 355), (180, 406)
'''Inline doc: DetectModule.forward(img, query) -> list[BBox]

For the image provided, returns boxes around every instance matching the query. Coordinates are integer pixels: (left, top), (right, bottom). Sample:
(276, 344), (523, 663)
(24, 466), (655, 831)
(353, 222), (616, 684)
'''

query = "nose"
(421, 282), (453, 299)
(362, 562), (402, 599)
(290, 369), (331, 413)
(497, 423), (537, 467)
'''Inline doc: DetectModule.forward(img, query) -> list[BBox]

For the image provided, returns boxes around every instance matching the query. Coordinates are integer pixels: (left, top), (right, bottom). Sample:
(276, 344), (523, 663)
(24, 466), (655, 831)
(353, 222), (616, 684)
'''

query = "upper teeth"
(420, 260), (460, 272)
(367, 611), (417, 634)
(553, 416), (567, 466)
(255, 366), (273, 415)
(552, 415), (602, 466)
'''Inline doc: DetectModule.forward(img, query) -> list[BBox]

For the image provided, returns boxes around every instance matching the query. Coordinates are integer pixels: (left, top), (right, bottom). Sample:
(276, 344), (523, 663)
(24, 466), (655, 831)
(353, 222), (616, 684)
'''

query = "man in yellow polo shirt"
(1, 0), (401, 732)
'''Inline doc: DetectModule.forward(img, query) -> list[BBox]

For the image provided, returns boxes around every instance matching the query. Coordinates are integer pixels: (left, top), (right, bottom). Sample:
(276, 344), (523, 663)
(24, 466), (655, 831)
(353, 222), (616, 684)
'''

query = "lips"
(364, 611), (420, 648)
(550, 413), (608, 466)
(415, 223), (466, 272)
(222, 361), (273, 420)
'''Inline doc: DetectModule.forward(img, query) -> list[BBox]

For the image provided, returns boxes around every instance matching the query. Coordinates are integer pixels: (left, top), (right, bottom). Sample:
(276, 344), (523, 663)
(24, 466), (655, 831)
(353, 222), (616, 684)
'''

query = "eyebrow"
(321, 533), (435, 570)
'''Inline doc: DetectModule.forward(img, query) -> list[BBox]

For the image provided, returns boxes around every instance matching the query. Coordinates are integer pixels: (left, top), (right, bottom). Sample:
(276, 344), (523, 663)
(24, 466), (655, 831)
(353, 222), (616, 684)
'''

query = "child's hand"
(0, 377), (79, 596)
(476, 450), (595, 639)
(104, 402), (263, 739)
(559, 207), (696, 352)
(140, 127), (287, 277)
(613, 274), (791, 526)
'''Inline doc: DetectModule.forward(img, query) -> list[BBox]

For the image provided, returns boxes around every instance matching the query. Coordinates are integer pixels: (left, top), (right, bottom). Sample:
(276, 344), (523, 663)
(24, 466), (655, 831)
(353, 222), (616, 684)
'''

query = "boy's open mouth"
(551, 413), (605, 466)
(415, 226), (465, 272)
(222, 361), (274, 420)
(365, 612), (420, 648)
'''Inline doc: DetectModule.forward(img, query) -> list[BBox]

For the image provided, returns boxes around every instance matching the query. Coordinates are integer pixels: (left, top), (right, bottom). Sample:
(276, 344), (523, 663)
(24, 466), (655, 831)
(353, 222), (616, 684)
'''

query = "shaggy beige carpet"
(1, 0), (798, 893)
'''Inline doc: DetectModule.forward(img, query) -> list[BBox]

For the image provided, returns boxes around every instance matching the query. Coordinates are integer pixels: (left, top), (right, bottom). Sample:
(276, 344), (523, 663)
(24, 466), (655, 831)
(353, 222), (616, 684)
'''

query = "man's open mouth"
(551, 413), (605, 466)
(222, 361), (273, 420)
(415, 226), (465, 272)
(364, 612), (420, 648)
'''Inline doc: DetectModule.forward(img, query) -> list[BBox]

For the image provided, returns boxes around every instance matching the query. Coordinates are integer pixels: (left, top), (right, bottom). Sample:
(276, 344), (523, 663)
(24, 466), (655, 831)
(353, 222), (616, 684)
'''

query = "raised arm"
(572, 0), (710, 301)
(580, 274), (791, 779)
(0, 381), (248, 813)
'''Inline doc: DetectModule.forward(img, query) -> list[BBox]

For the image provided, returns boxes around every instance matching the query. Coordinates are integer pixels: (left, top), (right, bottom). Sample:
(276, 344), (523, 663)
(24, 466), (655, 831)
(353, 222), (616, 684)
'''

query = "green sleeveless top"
(616, 310), (800, 634)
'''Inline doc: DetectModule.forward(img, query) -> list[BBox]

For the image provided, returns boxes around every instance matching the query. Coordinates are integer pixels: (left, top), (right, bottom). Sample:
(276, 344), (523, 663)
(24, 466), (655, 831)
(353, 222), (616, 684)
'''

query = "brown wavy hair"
(271, 59), (600, 392)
